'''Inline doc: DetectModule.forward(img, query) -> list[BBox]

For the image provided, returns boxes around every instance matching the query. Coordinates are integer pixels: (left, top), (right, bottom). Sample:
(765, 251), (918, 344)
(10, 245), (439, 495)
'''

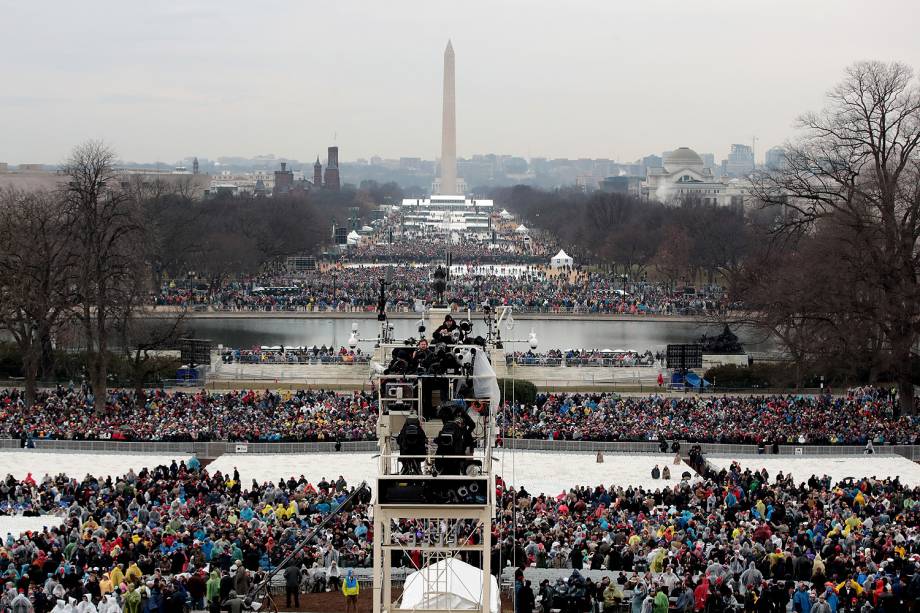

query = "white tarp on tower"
(472, 350), (501, 413)
(401, 558), (500, 613)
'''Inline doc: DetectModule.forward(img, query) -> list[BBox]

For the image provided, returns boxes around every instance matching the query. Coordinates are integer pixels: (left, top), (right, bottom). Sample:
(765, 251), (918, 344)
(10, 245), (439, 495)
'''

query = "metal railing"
(498, 438), (920, 460)
(6, 439), (378, 457)
(6, 437), (917, 461)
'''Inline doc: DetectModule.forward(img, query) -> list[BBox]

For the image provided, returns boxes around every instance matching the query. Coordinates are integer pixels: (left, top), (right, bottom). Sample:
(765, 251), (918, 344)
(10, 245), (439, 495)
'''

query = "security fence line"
(1, 437), (916, 460)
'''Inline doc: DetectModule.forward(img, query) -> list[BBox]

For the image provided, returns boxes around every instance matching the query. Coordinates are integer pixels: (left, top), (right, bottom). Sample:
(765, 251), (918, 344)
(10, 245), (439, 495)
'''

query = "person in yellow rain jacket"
(125, 562), (143, 586)
(342, 569), (359, 613)
(109, 565), (125, 591)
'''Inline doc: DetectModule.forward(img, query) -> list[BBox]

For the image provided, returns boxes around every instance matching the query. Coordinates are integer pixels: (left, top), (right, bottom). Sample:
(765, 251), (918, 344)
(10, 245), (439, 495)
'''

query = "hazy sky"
(2, 0), (919, 165)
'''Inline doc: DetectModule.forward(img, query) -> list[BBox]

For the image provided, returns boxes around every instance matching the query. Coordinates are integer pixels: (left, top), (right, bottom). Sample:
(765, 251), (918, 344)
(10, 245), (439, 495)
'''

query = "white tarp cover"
(551, 249), (573, 268)
(514, 224), (529, 233)
(346, 230), (361, 245)
(472, 351), (501, 413)
(401, 558), (500, 613)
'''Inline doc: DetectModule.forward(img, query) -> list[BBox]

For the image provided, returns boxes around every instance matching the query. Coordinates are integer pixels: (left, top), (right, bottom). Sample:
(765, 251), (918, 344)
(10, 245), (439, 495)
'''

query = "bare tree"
(0, 189), (76, 406)
(750, 61), (920, 414)
(64, 141), (143, 412)
(118, 289), (186, 401)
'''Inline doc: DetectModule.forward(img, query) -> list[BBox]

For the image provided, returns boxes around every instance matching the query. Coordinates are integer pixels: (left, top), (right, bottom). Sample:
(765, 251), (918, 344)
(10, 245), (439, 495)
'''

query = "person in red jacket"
(694, 576), (710, 611)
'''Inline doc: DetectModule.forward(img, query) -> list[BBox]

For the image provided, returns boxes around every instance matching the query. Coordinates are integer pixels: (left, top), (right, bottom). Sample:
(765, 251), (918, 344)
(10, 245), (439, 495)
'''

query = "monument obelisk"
(439, 40), (457, 195)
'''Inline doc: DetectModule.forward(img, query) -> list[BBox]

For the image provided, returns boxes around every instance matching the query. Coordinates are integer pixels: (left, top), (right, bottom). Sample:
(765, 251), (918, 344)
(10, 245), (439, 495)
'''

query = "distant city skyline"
(2, 1), (919, 164)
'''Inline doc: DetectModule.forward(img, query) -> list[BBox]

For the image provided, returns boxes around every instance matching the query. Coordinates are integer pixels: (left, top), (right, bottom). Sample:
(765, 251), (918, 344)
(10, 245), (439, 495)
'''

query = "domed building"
(645, 146), (726, 205)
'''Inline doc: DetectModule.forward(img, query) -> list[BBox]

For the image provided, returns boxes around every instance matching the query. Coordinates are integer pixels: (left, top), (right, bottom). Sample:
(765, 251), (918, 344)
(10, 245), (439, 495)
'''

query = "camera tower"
(372, 352), (498, 612)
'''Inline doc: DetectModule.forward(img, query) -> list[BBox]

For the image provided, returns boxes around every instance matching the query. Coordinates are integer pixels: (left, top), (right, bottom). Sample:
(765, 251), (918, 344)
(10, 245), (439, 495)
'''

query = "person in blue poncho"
(341, 568), (359, 613)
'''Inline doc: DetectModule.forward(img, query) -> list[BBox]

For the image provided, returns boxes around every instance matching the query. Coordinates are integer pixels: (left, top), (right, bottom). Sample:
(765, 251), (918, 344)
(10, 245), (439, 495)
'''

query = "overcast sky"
(2, 0), (919, 166)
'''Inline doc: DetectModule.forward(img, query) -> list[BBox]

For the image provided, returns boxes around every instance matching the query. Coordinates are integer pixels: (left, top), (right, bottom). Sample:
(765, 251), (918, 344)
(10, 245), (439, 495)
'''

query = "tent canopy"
(401, 559), (499, 613)
(346, 230), (361, 245)
(550, 249), (573, 268)
(514, 224), (529, 234)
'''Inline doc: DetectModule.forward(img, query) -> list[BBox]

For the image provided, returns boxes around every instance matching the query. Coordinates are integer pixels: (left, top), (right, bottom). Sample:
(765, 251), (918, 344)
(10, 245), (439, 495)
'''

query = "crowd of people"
(506, 349), (658, 368)
(156, 267), (736, 316)
(220, 346), (369, 366)
(0, 453), (918, 612)
(0, 461), (372, 613)
(346, 239), (555, 264)
(499, 461), (920, 612)
(0, 389), (377, 443)
(501, 388), (917, 445)
(0, 387), (915, 446)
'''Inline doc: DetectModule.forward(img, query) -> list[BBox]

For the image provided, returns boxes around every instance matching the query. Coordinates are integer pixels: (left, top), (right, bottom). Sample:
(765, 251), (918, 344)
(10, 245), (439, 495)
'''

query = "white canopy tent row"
(550, 249), (573, 268)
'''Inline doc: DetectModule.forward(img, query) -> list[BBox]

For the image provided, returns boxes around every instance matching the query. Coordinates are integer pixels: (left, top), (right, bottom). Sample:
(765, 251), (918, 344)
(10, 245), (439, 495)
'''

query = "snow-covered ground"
(208, 453), (377, 487)
(0, 451), (190, 481)
(498, 451), (691, 495)
(707, 454), (920, 487)
(0, 515), (64, 538)
(208, 451), (691, 496)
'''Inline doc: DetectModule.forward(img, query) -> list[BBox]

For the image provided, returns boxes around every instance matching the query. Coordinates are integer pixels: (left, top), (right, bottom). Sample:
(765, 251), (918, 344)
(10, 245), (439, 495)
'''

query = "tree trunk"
(89, 353), (107, 413)
(898, 378), (914, 417)
(133, 350), (146, 403)
(21, 345), (38, 409)
(891, 333), (916, 417)
(39, 329), (55, 380)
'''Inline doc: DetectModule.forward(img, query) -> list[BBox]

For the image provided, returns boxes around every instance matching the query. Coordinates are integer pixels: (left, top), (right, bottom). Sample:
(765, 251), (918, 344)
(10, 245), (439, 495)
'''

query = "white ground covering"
(0, 515), (64, 538)
(498, 452), (691, 496)
(0, 451), (190, 480)
(208, 451), (690, 496)
(707, 454), (920, 487)
(208, 453), (377, 487)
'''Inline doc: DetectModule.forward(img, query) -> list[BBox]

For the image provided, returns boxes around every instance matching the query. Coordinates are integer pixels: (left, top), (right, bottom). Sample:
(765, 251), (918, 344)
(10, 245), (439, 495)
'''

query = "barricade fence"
(501, 438), (920, 459)
(2, 437), (917, 460)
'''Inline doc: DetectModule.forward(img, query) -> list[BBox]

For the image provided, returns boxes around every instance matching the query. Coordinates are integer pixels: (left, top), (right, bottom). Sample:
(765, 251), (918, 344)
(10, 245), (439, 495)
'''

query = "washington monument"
(439, 40), (458, 195)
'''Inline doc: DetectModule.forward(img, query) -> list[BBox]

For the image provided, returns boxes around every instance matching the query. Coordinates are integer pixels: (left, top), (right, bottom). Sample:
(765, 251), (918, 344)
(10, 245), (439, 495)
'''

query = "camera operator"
(396, 410), (427, 475)
(434, 405), (474, 475)
(432, 314), (459, 344)
(410, 338), (430, 371)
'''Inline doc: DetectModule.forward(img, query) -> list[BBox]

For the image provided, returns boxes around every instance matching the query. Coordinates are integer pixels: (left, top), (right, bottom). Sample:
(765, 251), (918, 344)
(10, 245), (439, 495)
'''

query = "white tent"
(550, 249), (573, 268)
(401, 559), (499, 613)
(514, 224), (529, 234)
(346, 230), (361, 245)
(499, 209), (513, 220)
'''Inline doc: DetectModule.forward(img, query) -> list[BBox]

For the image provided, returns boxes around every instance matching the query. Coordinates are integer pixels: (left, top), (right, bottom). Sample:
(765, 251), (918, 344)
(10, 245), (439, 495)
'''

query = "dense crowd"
(0, 461), (372, 613)
(156, 268), (735, 316)
(501, 388), (917, 445)
(498, 461), (920, 612)
(220, 347), (369, 366)
(0, 389), (376, 443)
(346, 239), (555, 264)
(0, 388), (915, 446)
(0, 453), (919, 612)
(506, 350), (657, 368)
